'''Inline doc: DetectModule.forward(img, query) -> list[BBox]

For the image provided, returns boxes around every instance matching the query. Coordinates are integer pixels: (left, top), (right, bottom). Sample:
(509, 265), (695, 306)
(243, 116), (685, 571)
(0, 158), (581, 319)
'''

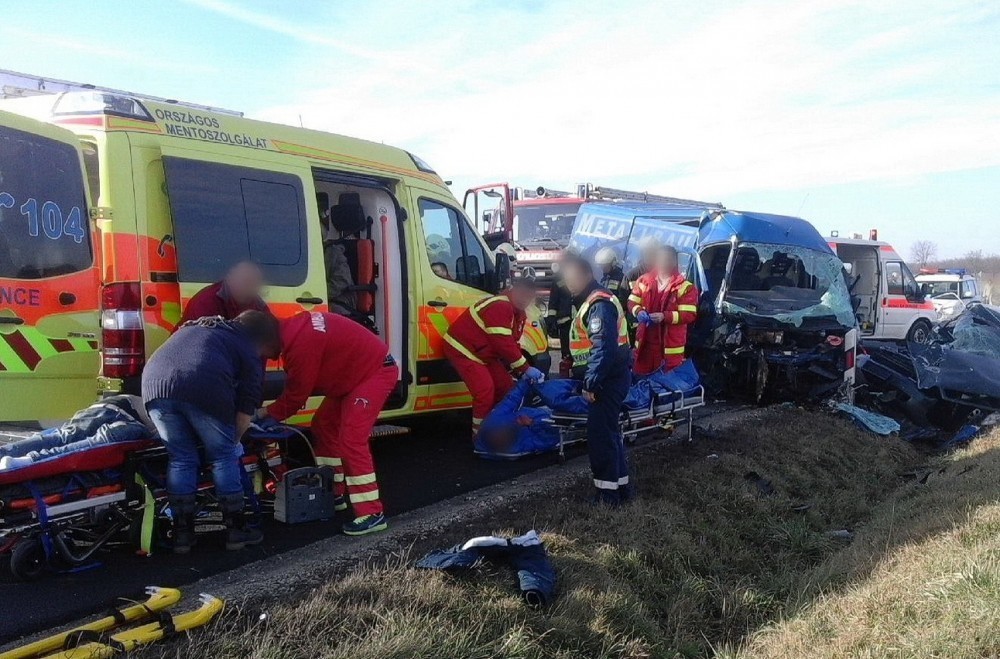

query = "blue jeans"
(146, 399), (243, 497)
(0, 404), (148, 462)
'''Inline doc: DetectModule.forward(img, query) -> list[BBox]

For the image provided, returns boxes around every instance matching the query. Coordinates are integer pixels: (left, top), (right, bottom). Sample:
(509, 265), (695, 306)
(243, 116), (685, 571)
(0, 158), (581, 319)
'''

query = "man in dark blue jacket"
(560, 252), (633, 505)
(142, 311), (280, 553)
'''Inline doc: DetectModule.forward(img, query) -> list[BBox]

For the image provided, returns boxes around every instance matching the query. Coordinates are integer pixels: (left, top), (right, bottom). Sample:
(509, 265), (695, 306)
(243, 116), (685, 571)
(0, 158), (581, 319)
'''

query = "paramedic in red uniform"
(180, 261), (270, 325)
(260, 311), (398, 536)
(443, 278), (545, 436)
(627, 245), (699, 375)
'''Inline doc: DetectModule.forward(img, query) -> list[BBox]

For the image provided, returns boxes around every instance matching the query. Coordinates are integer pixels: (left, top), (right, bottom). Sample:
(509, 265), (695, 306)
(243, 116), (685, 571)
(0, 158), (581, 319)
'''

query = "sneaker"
(334, 496), (348, 512)
(342, 514), (388, 536)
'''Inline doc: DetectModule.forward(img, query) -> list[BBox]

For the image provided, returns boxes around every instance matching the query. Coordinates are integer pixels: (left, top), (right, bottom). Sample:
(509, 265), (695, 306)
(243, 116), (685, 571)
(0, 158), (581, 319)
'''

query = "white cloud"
(214, 0), (1000, 205)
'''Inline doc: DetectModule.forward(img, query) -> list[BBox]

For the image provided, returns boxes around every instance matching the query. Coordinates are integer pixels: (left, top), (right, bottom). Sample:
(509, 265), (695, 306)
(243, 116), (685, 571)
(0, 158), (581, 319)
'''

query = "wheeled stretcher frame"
(549, 385), (706, 460)
(0, 428), (309, 581)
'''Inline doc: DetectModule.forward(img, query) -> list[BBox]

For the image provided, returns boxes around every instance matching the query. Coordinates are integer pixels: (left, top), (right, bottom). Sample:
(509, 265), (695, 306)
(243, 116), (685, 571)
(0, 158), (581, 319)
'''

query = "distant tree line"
(909, 241), (998, 304)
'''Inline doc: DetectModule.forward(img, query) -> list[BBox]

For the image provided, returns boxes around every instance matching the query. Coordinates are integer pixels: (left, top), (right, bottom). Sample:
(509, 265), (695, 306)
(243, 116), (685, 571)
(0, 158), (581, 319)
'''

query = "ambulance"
(828, 232), (937, 343)
(0, 89), (548, 422)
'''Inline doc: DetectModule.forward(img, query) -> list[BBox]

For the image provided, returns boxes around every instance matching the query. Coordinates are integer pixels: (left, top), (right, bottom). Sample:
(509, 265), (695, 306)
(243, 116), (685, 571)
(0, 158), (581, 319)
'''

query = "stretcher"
(0, 426), (311, 581)
(550, 382), (706, 460)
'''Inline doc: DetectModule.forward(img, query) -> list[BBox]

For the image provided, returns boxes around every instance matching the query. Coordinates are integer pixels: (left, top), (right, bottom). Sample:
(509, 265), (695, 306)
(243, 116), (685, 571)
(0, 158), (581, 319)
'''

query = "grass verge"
(152, 409), (999, 658)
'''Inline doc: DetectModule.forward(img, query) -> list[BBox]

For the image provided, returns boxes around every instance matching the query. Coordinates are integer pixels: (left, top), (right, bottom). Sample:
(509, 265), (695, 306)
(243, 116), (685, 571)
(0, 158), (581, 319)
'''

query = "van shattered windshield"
(513, 203), (580, 245)
(0, 126), (91, 279)
(723, 243), (855, 327)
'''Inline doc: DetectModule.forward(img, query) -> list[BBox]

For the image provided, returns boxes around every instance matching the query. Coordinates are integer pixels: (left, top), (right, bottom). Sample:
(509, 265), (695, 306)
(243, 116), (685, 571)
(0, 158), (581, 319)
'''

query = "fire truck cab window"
(0, 126), (92, 279)
(419, 198), (493, 292)
(162, 157), (308, 286)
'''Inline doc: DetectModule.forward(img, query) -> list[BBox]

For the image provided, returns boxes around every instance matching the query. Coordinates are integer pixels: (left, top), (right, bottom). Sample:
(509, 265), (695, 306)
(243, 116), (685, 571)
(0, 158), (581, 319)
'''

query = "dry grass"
(736, 426), (1000, 659)
(149, 407), (991, 659)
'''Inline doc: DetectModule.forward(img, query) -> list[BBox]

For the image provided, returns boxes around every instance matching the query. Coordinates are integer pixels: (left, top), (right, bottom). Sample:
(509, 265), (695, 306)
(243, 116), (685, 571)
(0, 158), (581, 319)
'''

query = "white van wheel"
(906, 319), (933, 344)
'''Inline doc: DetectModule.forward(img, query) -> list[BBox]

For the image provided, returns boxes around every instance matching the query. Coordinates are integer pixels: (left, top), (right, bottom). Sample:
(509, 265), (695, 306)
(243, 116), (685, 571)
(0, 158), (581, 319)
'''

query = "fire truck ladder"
(0, 68), (243, 116)
(577, 183), (724, 209)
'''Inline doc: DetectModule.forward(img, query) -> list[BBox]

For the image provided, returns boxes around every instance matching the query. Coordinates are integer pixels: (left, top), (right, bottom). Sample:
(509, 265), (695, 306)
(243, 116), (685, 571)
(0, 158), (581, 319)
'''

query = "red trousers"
(443, 343), (514, 434)
(311, 364), (398, 517)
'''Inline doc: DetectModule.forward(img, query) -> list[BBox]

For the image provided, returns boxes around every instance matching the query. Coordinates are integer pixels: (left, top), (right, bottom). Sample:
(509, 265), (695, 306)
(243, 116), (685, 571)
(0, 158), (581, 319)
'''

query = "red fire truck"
(463, 182), (721, 292)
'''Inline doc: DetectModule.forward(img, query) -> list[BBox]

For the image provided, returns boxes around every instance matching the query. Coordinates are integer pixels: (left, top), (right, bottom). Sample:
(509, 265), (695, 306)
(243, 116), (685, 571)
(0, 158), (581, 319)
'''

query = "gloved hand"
(252, 414), (281, 431)
(636, 310), (651, 325)
(522, 366), (545, 383)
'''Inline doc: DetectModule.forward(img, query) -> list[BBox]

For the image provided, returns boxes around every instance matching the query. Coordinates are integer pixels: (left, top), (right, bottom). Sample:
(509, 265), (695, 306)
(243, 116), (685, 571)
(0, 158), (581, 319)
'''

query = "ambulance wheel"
(906, 319), (933, 344)
(10, 538), (46, 582)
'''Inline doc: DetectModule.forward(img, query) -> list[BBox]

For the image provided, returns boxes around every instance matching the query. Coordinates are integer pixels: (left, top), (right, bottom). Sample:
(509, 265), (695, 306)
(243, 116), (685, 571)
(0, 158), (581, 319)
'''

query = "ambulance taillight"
(101, 283), (145, 378)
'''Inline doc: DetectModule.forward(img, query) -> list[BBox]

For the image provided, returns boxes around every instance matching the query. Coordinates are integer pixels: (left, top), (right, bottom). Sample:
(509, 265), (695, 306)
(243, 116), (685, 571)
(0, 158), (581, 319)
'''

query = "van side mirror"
(495, 252), (512, 292)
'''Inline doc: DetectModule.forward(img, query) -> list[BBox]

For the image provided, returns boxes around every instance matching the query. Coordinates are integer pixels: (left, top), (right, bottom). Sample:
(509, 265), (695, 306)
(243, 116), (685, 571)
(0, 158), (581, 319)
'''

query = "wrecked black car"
(691, 211), (859, 402)
(859, 303), (1000, 429)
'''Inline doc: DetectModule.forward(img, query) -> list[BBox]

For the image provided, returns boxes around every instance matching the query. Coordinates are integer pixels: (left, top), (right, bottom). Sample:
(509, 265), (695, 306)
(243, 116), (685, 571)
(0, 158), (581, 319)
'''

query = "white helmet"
(595, 247), (619, 266)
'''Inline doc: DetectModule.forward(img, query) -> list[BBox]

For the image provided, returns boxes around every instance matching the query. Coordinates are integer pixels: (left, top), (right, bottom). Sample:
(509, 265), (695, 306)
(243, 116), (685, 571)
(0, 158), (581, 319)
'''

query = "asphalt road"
(0, 412), (590, 644)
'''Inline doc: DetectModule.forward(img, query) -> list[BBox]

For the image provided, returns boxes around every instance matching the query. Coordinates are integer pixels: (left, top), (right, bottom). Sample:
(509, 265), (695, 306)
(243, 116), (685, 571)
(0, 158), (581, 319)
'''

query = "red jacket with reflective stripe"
(444, 294), (527, 370)
(628, 271), (698, 371)
(266, 311), (390, 421)
(179, 281), (269, 326)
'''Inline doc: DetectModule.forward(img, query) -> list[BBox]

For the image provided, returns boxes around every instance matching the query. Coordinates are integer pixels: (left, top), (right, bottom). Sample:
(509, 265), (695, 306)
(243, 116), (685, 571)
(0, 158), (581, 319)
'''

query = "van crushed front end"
(696, 242), (858, 403)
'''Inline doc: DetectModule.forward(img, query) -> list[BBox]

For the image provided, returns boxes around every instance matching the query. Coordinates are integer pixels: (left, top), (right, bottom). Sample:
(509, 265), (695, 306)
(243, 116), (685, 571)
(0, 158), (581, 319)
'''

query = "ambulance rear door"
(0, 110), (100, 422)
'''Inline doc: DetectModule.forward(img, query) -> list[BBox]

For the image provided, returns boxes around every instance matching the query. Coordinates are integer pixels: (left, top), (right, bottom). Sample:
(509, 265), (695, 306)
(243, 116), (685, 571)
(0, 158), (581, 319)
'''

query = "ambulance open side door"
(0, 109), (101, 421)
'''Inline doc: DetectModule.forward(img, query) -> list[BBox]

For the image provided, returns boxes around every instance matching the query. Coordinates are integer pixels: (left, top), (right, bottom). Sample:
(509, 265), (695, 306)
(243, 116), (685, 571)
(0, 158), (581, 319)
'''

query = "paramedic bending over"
(179, 261), (270, 325)
(258, 311), (399, 537)
(142, 311), (282, 554)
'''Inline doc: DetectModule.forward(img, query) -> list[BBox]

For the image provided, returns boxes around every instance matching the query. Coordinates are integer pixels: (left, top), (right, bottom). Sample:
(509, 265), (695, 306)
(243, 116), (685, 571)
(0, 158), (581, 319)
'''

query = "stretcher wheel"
(10, 538), (47, 582)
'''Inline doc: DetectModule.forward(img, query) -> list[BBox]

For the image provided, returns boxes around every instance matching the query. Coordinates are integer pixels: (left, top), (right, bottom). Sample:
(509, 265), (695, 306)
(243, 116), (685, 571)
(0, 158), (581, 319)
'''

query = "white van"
(915, 269), (983, 320)
(829, 236), (937, 343)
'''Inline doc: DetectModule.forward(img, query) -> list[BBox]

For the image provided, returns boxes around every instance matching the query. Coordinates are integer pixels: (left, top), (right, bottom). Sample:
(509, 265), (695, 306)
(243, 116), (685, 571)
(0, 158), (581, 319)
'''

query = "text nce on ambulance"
(0, 91), (548, 422)
(828, 234), (937, 343)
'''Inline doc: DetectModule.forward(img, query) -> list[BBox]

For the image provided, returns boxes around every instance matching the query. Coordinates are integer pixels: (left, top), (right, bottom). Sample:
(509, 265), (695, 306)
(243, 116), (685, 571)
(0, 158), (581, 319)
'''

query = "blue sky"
(0, 0), (997, 259)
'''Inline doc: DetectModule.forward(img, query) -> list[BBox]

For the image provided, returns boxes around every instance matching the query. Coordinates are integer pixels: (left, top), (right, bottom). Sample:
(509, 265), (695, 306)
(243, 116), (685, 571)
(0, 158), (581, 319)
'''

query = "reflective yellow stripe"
(511, 355), (527, 369)
(349, 489), (381, 503)
(346, 473), (377, 486)
(664, 346), (685, 354)
(444, 333), (485, 364)
(678, 281), (693, 295)
(628, 294), (642, 304)
(484, 326), (512, 335)
(557, 317), (571, 325)
(671, 311), (680, 324)
(545, 309), (557, 317)
(677, 304), (698, 313)
(334, 473), (345, 482)
(471, 417), (484, 424)
(316, 456), (343, 467)
(470, 295), (508, 333)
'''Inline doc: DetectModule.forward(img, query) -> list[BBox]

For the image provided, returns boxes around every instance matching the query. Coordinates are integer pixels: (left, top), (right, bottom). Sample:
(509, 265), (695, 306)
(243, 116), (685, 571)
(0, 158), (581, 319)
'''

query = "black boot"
(168, 495), (198, 555)
(218, 493), (263, 551)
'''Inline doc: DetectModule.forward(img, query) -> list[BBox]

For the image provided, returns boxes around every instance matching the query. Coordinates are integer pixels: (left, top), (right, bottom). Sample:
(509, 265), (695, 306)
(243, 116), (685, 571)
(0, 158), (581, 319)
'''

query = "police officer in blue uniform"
(560, 252), (633, 505)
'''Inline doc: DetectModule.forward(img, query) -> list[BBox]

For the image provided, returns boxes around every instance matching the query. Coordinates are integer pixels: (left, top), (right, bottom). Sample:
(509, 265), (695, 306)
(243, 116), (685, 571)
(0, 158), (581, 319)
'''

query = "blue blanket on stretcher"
(474, 361), (702, 460)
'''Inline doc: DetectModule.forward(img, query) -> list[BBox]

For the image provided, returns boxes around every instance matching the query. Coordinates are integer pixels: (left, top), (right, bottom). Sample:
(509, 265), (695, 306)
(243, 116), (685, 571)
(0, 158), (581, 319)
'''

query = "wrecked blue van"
(693, 211), (858, 401)
(568, 205), (858, 402)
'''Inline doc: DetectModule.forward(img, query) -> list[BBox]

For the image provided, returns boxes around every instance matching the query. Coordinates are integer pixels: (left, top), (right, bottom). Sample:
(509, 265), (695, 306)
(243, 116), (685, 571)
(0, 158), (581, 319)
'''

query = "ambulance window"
(163, 157), (308, 286)
(0, 126), (92, 279)
(80, 141), (101, 202)
(885, 262), (905, 296)
(418, 198), (493, 291)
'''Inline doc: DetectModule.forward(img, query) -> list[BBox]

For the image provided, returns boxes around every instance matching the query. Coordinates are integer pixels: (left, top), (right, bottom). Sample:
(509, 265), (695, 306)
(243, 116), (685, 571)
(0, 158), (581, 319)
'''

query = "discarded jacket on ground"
(474, 380), (560, 459)
(415, 530), (556, 607)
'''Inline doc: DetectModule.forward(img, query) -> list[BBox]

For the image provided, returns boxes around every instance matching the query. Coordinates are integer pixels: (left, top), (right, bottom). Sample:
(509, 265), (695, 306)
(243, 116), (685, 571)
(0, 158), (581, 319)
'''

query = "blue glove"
(523, 366), (545, 383)
(252, 415), (281, 432)
(637, 310), (651, 325)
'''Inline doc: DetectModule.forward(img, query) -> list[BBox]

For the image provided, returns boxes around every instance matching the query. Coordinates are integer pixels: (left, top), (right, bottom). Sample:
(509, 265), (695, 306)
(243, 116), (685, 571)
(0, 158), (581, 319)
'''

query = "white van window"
(419, 198), (494, 292)
(0, 126), (92, 279)
(162, 157), (308, 286)
(885, 262), (905, 296)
